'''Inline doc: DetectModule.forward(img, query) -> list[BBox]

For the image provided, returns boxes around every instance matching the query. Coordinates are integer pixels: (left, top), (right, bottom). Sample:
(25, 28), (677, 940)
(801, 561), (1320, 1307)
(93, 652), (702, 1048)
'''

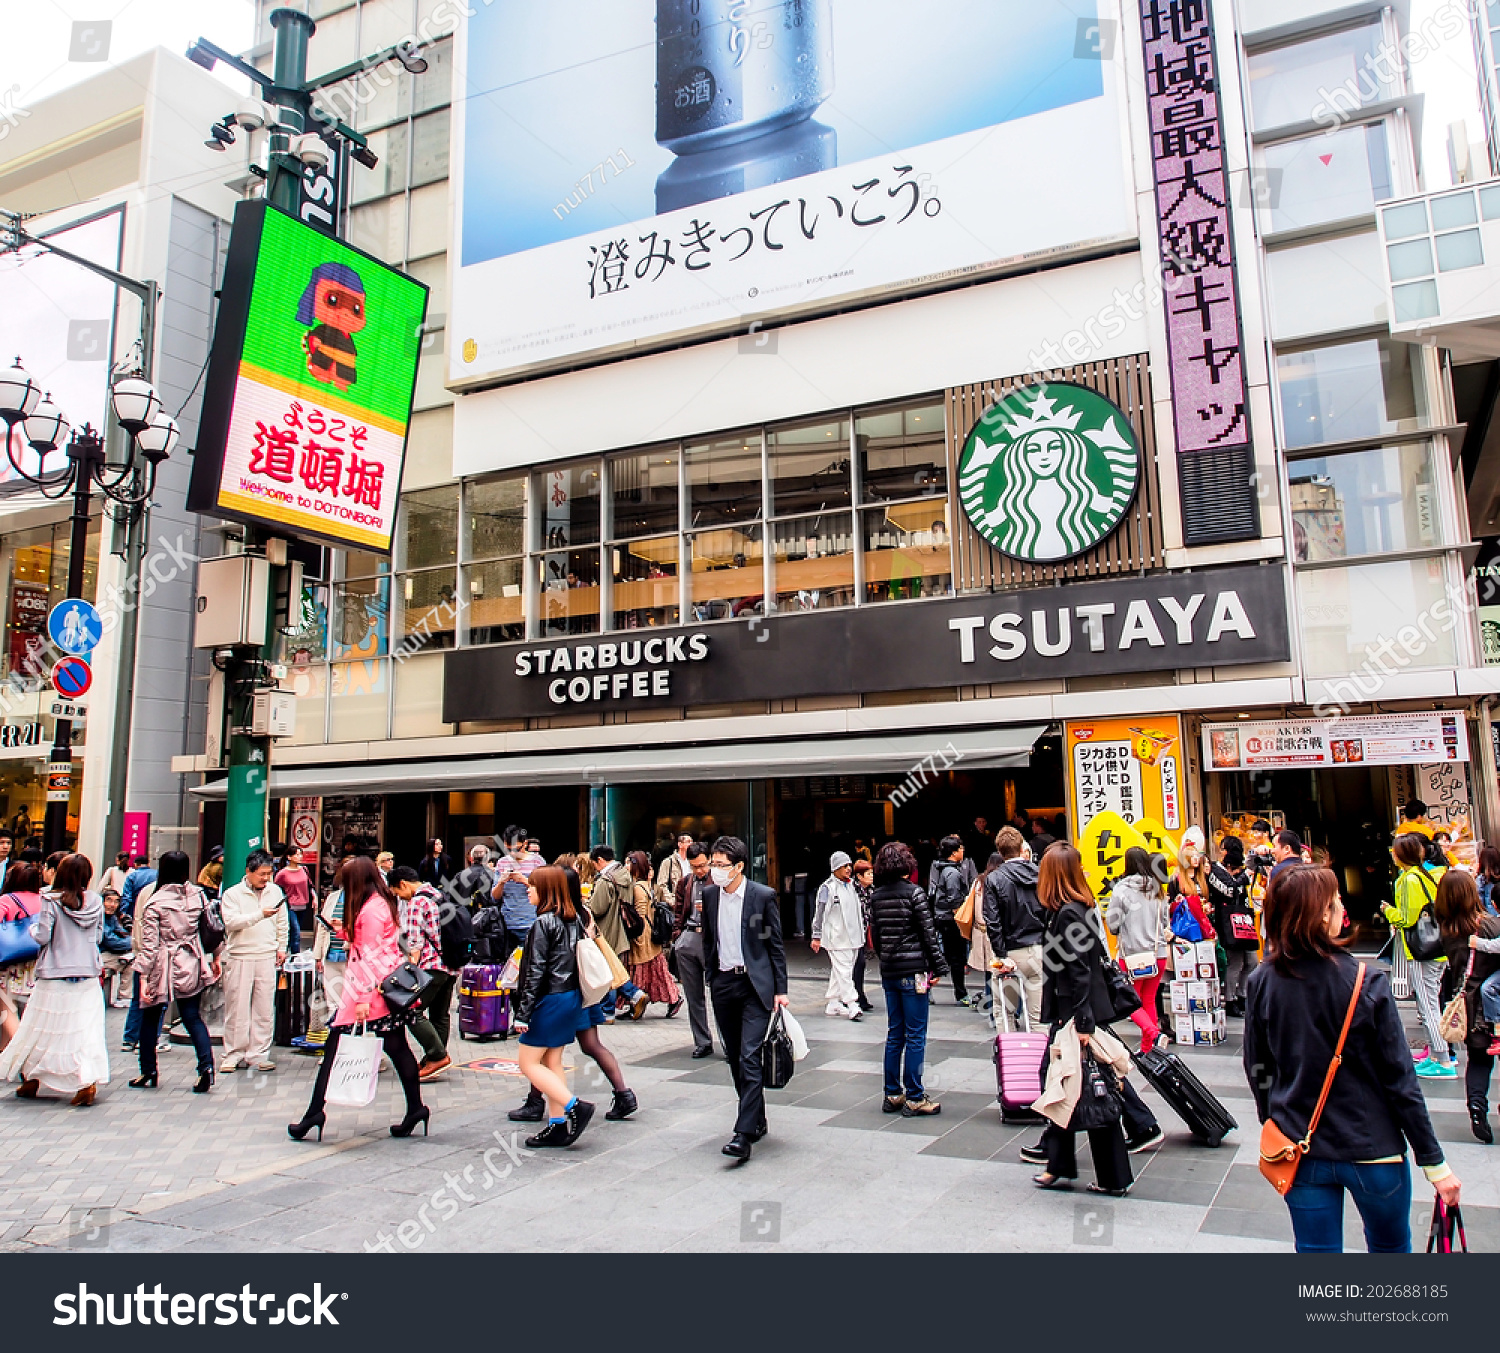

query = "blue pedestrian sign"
(48, 600), (102, 656)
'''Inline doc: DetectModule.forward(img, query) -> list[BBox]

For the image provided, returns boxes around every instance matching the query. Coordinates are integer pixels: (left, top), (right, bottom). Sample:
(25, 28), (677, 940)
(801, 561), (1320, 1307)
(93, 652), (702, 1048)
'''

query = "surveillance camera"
(292, 133), (330, 170)
(350, 143), (379, 170)
(394, 39), (429, 75)
(204, 120), (235, 152)
(234, 97), (268, 131)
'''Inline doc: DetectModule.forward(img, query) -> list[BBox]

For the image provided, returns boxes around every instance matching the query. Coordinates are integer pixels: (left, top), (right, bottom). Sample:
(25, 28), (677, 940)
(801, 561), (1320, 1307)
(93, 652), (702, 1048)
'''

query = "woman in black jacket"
(867, 840), (947, 1118)
(416, 839), (451, 887)
(1434, 868), (1500, 1143)
(512, 865), (595, 1149)
(1032, 843), (1137, 1195)
(1244, 865), (1458, 1252)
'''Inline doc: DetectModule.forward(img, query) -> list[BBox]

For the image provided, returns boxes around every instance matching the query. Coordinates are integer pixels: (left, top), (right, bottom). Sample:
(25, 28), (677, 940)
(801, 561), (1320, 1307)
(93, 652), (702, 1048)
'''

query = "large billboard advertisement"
(188, 201), (428, 554)
(449, 0), (1135, 385)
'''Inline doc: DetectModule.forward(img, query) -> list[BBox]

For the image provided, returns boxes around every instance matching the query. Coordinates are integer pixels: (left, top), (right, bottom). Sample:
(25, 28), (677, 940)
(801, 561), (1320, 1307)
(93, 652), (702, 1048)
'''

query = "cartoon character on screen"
(297, 261), (367, 392)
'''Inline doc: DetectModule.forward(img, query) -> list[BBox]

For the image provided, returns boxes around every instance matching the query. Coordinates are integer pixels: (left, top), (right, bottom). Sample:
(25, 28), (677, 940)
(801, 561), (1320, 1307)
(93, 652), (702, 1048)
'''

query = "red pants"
(1123, 957), (1163, 1054)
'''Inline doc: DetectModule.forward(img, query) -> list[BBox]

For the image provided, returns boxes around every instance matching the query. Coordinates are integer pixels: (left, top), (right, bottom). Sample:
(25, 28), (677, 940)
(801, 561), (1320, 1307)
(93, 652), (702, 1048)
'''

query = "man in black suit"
(701, 834), (788, 1161)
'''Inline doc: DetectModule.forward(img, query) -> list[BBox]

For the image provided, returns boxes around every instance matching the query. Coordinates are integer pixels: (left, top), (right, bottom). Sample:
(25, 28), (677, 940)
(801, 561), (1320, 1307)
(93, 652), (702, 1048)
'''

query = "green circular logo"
(957, 382), (1140, 563)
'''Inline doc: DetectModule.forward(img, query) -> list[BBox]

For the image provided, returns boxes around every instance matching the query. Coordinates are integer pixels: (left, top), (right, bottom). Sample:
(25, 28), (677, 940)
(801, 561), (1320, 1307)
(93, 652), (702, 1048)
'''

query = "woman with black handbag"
(288, 856), (427, 1142)
(1031, 844), (1157, 1194)
(1383, 834), (1454, 1079)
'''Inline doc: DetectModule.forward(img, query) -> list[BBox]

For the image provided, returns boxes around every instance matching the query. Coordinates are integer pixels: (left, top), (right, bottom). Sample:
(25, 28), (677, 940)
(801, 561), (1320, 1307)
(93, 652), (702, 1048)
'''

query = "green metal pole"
(221, 7), (314, 882)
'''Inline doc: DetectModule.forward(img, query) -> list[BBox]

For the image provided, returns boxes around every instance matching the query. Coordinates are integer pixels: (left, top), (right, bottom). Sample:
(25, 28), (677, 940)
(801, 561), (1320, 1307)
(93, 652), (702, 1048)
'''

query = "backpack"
(197, 895), (226, 953)
(433, 885), (475, 969)
(650, 895), (675, 948)
(620, 882), (646, 942)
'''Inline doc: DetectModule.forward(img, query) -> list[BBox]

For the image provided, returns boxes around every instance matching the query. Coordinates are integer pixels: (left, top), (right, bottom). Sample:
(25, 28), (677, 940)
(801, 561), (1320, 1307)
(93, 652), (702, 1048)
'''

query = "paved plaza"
(3, 946), (1498, 1254)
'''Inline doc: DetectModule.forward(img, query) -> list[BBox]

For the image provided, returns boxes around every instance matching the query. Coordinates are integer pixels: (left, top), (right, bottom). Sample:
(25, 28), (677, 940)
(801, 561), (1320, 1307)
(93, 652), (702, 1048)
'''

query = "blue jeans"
(1284, 1158), (1413, 1252)
(123, 973), (142, 1045)
(882, 975), (930, 1100)
(1480, 969), (1500, 1026)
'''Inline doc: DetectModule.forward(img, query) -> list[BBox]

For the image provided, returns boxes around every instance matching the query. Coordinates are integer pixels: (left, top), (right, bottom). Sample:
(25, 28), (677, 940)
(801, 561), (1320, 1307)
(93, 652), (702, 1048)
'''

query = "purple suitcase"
(993, 979), (1047, 1122)
(458, 963), (511, 1040)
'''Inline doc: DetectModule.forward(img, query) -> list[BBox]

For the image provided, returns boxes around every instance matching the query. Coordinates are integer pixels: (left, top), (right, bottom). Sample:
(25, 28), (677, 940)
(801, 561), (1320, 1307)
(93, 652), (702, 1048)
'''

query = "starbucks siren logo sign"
(958, 382), (1140, 563)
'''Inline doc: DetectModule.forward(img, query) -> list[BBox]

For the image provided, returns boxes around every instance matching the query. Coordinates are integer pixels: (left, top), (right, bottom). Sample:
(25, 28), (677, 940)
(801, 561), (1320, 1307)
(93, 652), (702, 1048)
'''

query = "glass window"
(767, 417), (850, 516)
(1276, 338), (1424, 448)
(687, 525), (763, 620)
(1288, 442), (1444, 562)
(1248, 24), (1389, 133)
(466, 475), (526, 559)
(402, 37), (452, 115)
(392, 651), (447, 740)
(285, 665), (327, 746)
(1386, 237), (1433, 281)
(348, 195), (405, 263)
(330, 659), (389, 741)
(353, 61), (403, 131)
(1265, 232), (1387, 338)
(339, 547), (389, 580)
(686, 433), (762, 528)
(399, 485), (457, 570)
(769, 513), (854, 611)
(533, 462), (600, 548)
(1436, 229), (1483, 271)
(612, 536), (679, 629)
(358, 0), (414, 54)
(1382, 200), (1428, 239)
(396, 567), (458, 651)
(306, 4), (358, 80)
(331, 575), (390, 659)
(862, 499), (952, 603)
(537, 548), (601, 636)
(404, 252), (447, 317)
(276, 580), (329, 666)
(609, 447), (679, 539)
(1260, 122), (1392, 233)
(857, 400), (946, 502)
(407, 180), (447, 259)
(1393, 280), (1439, 322)
(350, 123), (407, 204)
(1297, 557), (1457, 678)
(463, 558), (525, 643)
(410, 108), (450, 187)
(1431, 191), (1478, 230)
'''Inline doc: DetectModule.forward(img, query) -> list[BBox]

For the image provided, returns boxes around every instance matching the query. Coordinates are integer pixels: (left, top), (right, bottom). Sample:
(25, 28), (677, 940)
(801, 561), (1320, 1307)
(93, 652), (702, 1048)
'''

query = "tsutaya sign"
(445, 564), (1289, 722)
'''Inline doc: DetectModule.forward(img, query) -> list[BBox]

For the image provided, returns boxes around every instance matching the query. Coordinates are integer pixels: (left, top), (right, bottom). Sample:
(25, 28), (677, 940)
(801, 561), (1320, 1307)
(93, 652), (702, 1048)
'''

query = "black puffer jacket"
(868, 879), (947, 980)
(982, 859), (1045, 953)
(1038, 901), (1115, 1035)
(515, 911), (581, 1025)
(928, 859), (968, 917)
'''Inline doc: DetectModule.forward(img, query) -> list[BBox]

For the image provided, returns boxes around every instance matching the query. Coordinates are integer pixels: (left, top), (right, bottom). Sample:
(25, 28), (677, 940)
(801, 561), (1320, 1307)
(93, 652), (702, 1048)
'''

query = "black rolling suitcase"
(1130, 1046), (1238, 1147)
(274, 963), (314, 1047)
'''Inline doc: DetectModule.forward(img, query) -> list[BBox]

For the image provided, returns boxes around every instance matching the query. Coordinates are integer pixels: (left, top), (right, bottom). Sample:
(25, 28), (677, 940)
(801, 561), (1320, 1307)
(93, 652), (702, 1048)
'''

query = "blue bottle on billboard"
(655, 0), (834, 155)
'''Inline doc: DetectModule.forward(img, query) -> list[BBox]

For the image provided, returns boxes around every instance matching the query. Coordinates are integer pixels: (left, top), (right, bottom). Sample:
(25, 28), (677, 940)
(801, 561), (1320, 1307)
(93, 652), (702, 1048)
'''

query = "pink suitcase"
(993, 979), (1047, 1123)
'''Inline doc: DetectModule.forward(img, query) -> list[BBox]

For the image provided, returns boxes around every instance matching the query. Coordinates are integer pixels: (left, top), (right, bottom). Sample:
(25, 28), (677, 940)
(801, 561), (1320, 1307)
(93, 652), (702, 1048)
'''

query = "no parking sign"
(51, 656), (93, 699)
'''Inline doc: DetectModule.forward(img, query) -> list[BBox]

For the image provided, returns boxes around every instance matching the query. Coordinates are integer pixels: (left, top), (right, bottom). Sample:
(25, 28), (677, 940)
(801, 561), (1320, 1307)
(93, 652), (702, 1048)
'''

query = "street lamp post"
(0, 359), (177, 853)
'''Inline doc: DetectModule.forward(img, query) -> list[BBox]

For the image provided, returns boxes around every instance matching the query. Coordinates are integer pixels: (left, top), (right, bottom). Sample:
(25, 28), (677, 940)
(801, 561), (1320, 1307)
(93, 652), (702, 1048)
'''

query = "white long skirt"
(0, 976), (111, 1093)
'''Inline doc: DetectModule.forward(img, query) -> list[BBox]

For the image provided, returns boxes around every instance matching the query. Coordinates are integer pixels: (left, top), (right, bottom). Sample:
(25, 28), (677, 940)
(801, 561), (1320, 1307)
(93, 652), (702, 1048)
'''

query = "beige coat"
(1033, 1020), (1132, 1129)
(628, 881), (662, 965)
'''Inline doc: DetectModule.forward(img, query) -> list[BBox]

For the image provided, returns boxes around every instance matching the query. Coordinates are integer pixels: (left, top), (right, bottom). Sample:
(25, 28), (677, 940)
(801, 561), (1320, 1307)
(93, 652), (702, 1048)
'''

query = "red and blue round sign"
(51, 656), (92, 698)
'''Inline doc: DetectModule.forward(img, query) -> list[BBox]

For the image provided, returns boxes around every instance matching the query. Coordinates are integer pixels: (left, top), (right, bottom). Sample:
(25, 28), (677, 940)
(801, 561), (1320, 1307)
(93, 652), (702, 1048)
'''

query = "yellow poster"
(1134, 815), (1181, 863)
(1078, 811), (1149, 903)
(1066, 716), (1185, 836)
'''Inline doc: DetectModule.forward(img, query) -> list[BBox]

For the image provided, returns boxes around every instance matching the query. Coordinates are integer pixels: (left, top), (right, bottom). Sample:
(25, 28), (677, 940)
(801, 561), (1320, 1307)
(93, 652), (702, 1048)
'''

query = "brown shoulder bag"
(1259, 962), (1365, 1196)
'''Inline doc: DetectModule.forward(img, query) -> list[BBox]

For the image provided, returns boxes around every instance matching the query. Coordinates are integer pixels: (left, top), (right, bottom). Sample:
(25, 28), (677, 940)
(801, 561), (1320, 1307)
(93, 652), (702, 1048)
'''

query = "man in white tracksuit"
(812, 851), (864, 1021)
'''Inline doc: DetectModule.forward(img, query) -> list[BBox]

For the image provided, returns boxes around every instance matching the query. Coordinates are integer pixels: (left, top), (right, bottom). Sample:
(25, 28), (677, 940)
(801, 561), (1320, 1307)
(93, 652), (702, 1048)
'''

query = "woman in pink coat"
(288, 856), (427, 1141)
(129, 851), (216, 1093)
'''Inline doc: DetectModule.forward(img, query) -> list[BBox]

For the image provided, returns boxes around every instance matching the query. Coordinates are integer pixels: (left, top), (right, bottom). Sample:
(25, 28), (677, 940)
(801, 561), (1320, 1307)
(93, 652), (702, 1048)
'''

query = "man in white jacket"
(218, 848), (288, 1073)
(811, 851), (864, 1021)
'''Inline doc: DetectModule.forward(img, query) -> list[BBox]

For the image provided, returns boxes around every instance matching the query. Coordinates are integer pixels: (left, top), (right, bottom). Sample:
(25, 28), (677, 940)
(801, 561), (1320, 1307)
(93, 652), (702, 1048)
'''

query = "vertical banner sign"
(121, 811), (150, 858)
(1138, 0), (1257, 544)
(7, 583), (48, 677)
(187, 200), (428, 554)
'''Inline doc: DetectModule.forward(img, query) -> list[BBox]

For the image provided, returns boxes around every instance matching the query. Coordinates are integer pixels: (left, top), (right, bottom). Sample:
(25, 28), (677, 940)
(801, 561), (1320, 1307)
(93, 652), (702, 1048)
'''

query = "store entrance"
(1213, 765), (1396, 922)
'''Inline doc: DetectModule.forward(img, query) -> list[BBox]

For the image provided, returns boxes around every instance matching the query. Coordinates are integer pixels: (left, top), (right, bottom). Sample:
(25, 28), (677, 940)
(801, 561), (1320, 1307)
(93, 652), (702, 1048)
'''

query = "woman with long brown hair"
(288, 855), (427, 1141)
(1434, 868), (1500, 1142)
(512, 864), (595, 1148)
(1244, 866), (1456, 1251)
(1030, 844), (1143, 1195)
(624, 849), (681, 1017)
(0, 853), (108, 1105)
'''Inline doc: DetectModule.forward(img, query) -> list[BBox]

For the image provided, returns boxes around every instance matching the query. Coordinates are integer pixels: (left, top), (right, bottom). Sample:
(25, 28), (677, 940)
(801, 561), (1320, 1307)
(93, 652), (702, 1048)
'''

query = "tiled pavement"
(4, 946), (1500, 1253)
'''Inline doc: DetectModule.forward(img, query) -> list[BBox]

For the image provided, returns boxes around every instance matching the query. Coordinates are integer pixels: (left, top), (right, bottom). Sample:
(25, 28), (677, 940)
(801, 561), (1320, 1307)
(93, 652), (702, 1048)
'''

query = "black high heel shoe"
(193, 1069), (214, 1095)
(128, 1073), (158, 1089)
(390, 1105), (430, 1138)
(287, 1110), (326, 1142)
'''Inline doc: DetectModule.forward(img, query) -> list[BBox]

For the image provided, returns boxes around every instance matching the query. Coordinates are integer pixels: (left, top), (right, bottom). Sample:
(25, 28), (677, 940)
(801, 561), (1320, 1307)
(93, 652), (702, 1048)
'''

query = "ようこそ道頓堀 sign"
(187, 201), (428, 554)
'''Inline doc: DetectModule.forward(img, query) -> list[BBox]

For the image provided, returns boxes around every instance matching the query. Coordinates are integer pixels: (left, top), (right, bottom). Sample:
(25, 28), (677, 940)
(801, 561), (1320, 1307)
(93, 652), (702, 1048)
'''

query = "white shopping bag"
(325, 1025), (382, 1107)
(781, 1009), (810, 1061)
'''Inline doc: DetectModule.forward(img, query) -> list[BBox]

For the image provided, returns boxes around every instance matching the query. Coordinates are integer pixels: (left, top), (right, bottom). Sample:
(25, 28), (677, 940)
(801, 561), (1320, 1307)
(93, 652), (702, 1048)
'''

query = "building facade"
(184, 0), (1500, 921)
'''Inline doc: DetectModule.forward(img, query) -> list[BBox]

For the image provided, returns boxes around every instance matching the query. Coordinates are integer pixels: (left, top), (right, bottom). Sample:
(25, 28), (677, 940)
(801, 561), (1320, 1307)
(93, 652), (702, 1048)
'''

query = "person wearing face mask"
(702, 836), (788, 1162)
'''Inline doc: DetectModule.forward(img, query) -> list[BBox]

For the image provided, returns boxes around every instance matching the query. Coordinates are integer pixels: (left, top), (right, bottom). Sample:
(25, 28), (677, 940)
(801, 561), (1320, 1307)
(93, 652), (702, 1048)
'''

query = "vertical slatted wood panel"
(947, 354), (1163, 592)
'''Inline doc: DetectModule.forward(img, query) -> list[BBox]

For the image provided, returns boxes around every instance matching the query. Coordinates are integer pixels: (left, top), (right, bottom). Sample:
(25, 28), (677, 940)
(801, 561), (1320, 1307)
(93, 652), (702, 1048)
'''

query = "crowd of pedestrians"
(0, 801), (1480, 1253)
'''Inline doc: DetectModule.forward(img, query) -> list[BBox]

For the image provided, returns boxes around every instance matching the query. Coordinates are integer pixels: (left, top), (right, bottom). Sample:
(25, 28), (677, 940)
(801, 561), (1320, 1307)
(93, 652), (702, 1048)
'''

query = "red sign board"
(8, 583), (48, 677)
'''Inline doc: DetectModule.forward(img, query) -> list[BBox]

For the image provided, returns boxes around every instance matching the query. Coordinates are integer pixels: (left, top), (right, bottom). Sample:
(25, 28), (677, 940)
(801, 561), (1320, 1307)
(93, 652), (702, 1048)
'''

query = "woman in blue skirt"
(513, 865), (595, 1148)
